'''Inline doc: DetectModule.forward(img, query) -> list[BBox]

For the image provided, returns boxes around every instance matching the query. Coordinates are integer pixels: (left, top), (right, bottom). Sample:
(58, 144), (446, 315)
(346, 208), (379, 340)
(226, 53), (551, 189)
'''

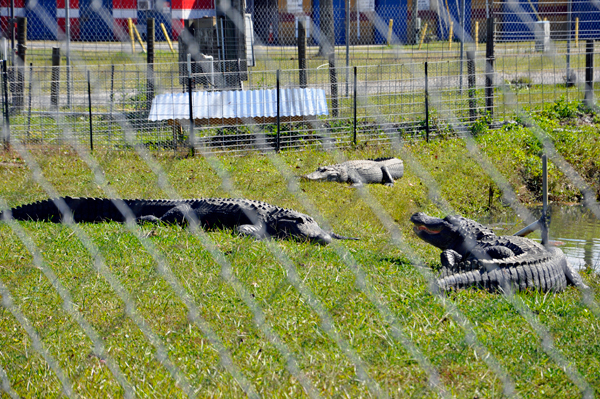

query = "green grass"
(1, 100), (600, 397)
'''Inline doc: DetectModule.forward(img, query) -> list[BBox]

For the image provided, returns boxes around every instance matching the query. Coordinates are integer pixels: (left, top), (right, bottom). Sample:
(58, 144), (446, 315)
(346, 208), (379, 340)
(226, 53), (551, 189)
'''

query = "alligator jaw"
(330, 232), (360, 241)
(302, 169), (340, 182)
(411, 224), (448, 247)
(410, 212), (456, 250)
(300, 172), (318, 181)
(410, 213), (448, 236)
(413, 224), (443, 234)
(316, 233), (332, 245)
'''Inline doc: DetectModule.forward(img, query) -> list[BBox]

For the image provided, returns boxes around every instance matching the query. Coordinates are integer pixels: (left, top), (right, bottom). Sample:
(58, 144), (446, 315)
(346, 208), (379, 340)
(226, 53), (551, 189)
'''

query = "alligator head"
(410, 212), (460, 250)
(410, 212), (495, 254)
(302, 166), (346, 183)
(279, 215), (334, 244)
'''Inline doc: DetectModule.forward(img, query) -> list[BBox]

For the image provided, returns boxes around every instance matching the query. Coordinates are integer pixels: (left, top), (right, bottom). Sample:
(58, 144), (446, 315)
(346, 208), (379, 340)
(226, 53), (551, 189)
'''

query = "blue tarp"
(312, 0), (348, 46)
(500, 0), (540, 41)
(79, 0), (114, 41)
(573, 0), (600, 40)
(374, 0), (408, 44)
(438, 0), (472, 41)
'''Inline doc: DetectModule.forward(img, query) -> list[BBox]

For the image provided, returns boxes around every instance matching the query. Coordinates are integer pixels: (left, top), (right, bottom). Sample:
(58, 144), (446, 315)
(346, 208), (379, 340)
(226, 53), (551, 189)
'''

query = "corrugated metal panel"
(148, 88), (329, 121)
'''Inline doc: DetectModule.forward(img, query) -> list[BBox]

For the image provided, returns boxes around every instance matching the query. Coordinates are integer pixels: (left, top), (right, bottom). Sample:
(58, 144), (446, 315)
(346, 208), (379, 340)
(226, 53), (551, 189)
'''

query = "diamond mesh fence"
(1, 0), (600, 397)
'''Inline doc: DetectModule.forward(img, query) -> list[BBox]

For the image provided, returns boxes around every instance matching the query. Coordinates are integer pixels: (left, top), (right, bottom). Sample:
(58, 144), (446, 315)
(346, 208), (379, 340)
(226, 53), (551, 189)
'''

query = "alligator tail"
(3, 197), (126, 223)
(2, 197), (196, 224)
(436, 261), (568, 293)
(2, 198), (55, 222)
(330, 232), (360, 241)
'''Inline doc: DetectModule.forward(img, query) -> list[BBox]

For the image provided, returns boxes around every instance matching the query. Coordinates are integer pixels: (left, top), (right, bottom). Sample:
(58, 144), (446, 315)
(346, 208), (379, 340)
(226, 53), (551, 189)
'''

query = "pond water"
(480, 205), (600, 271)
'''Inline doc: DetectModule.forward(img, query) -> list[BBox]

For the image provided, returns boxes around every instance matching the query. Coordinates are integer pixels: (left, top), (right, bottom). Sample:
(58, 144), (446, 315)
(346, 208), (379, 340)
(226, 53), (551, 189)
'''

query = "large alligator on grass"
(302, 158), (404, 187)
(1, 197), (356, 245)
(410, 212), (587, 292)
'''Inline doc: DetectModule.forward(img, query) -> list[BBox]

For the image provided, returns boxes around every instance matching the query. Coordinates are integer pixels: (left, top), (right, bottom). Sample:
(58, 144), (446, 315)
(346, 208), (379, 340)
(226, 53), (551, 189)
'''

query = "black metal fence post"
(467, 50), (476, 122)
(2, 60), (10, 150)
(485, 17), (495, 118)
(26, 62), (32, 138)
(87, 70), (93, 152)
(585, 40), (594, 107)
(16, 17), (26, 62)
(425, 61), (430, 142)
(541, 154), (548, 247)
(188, 74), (194, 156)
(146, 18), (155, 110)
(51, 47), (60, 108)
(276, 69), (281, 152)
(109, 65), (114, 141)
(14, 16), (26, 109)
(328, 52), (338, 117)
(297, 19), (307, 88)
(353, 66), (357, 145)
(9, 0), (14, 53)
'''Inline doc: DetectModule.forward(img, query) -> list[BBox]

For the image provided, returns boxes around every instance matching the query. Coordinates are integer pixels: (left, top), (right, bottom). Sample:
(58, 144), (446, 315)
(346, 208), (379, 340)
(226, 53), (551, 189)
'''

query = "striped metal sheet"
(148, 88), (329, 121)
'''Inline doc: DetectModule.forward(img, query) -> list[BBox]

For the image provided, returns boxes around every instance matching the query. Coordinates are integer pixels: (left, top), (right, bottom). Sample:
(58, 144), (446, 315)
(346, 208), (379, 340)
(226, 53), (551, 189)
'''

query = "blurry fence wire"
(0, 278), (78, 398)
(2, 51), (598, 397)
(2, 0), (600, 397)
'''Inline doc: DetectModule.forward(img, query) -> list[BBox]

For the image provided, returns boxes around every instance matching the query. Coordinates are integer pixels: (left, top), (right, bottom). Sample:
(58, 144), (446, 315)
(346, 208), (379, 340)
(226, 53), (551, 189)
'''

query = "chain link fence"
(4, 0), (597, 65)
(2, 2), (600, 398)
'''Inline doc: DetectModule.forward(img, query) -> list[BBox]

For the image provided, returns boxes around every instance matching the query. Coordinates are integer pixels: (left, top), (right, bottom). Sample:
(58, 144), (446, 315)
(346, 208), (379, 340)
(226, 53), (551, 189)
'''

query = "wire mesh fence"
(2, 88), (600, 397)
(0, 60), (473, 151)
(0, 0), (598, 153)
(1, 53), (598, 153)
(2, 1), (600, 397)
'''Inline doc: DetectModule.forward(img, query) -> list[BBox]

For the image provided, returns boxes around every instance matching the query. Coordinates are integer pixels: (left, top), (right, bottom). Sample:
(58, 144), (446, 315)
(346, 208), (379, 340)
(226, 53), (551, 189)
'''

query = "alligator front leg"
(380, 166), (395, 186)
(347, 169), (365, 188)
(441, 249), (463, 268)
(137, 215), (162, 223)
(137, 206), (189, 224)
(236, 222), (269, 240)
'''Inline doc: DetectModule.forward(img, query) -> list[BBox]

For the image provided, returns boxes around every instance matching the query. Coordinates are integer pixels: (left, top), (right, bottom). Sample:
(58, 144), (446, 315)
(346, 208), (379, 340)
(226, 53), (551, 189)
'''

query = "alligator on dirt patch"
(410, 212), (587, 292)
(1, 197), (357, 245)
(302, 158), (404, 187)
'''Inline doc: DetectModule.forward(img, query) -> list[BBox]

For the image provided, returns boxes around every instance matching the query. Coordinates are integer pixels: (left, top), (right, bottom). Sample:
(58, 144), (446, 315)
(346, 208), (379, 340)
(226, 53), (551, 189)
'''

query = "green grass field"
(1, 100), (600, 398)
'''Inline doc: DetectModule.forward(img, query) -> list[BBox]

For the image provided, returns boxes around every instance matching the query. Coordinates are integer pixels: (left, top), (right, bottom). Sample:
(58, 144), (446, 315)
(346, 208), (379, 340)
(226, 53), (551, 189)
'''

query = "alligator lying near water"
(302, 158), (404, 187)
(410, 212), (587, 292)
(1, 197), (356, 245)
